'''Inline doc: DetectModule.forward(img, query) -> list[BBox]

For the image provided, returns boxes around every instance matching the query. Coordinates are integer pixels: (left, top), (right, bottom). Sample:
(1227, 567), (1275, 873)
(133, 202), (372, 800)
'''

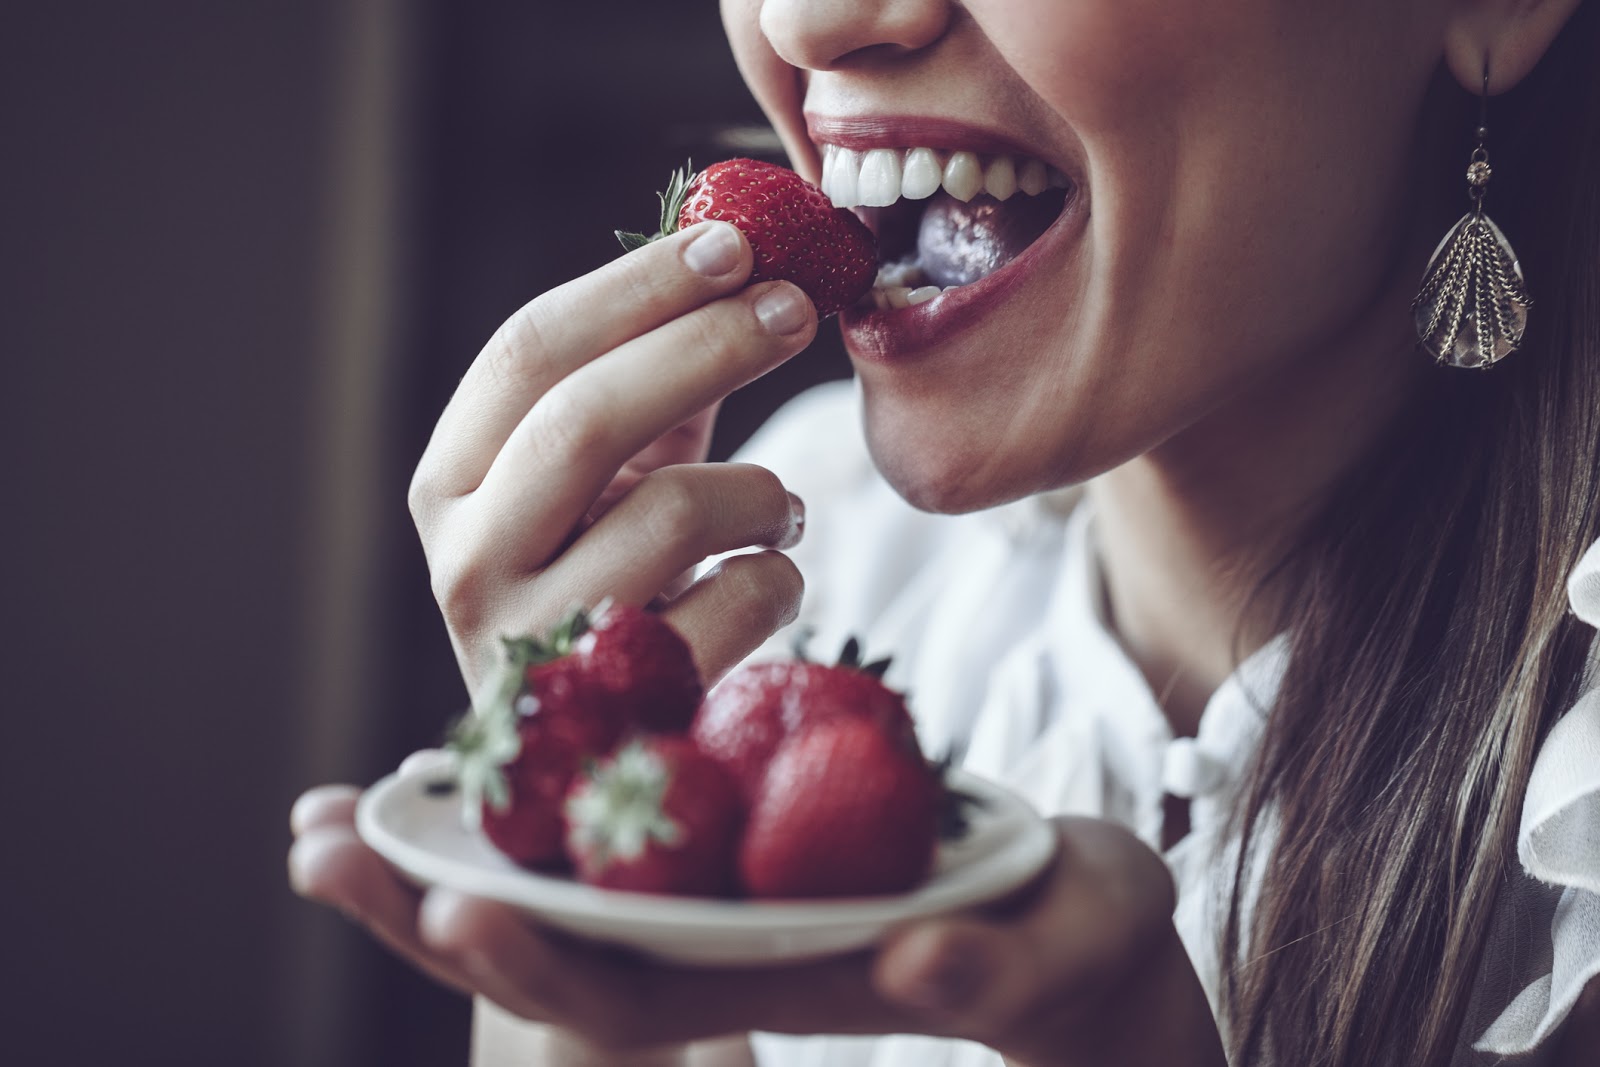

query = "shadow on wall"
(2, 3), (848, 1066)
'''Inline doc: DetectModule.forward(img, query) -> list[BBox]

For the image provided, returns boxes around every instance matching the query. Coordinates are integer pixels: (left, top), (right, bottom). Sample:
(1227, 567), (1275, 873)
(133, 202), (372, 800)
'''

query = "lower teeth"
(875, 260), (926, 288)
(868, 259), (962, 310)
(871, 283), (960, 310)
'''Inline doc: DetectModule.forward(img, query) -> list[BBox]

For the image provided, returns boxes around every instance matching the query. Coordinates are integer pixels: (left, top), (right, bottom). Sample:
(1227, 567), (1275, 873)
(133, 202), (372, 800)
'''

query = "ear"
(1444, 0), (1584, 94)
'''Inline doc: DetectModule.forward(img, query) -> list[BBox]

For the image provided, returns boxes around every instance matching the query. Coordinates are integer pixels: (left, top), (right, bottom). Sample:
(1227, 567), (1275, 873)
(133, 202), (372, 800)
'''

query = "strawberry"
(690, 659), (809, 803)
(617, 159), (878, 317)
(691, 638), (917, 803)
(565, 736), (744, 896)
(448, 616), (625, 870)
(738, 716), (941, 898)
(572, 601), (703, 734)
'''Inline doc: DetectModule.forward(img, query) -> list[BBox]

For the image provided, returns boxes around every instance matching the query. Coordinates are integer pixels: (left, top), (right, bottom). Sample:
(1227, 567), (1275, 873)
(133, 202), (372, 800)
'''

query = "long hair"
(1222, 6), (1600, 1064)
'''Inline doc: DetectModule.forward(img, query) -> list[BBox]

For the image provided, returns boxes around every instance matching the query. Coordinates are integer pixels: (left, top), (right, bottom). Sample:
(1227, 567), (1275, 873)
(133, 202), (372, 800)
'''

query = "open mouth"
(817, 144), (1076, 310)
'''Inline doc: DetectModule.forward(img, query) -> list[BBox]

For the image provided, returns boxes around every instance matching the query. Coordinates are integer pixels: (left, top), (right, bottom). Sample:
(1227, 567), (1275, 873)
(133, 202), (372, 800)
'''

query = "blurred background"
(4, 3), (847, 1064)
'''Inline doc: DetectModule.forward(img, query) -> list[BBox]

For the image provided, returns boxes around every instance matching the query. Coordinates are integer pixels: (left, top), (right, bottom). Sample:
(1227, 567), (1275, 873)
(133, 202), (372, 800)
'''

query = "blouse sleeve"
(1472, 539), (1600, 1056)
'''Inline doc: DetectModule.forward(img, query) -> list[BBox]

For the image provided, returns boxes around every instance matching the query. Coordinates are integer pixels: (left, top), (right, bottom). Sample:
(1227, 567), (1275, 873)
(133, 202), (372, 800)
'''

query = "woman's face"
(723, 0), (1450, 512)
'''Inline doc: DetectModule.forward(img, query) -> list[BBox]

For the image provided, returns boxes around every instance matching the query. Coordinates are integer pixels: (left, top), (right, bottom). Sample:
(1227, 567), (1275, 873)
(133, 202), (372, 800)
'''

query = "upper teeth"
(820, 144), (1068, 209)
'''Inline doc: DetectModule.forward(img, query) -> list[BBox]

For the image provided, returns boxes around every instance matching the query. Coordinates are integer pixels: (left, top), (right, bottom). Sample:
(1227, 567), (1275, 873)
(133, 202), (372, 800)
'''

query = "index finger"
(421, 222), (753, 499)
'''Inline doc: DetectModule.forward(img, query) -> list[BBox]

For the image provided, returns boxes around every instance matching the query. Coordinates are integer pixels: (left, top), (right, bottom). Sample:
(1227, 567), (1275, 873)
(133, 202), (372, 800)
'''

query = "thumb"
(871, 915), (1044, 1046)
(872, 818), (1179, 1050)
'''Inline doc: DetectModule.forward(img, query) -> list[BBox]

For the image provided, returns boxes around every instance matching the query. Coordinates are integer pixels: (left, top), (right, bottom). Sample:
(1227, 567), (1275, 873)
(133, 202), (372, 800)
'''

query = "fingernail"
(754, 284), (810, 336)
(287, 846), (313, 897)
(900, 942), (987, 1015)
(683, 222), (742, 277)
(418, 888), (460, 943)
(778, 491), (805, 549)
(287, 836), (327, 899)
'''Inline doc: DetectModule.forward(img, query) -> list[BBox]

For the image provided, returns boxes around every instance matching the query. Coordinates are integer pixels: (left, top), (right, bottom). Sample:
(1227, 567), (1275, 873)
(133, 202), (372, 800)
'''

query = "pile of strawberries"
(447, 603), (946, 899)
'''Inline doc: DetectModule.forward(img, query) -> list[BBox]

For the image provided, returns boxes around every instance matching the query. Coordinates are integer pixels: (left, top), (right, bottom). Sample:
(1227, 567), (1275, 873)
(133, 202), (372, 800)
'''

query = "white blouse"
(735, 381), (1600, 1067)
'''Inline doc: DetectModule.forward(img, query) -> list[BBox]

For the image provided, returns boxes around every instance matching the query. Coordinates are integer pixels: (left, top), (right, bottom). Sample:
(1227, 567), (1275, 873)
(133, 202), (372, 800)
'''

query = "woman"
(289, 0), (1600, 1063)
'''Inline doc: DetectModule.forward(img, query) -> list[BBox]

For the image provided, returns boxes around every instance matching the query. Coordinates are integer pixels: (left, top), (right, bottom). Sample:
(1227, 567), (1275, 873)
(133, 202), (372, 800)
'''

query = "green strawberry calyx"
(615, 163), (696, 252)
(444, 606), (594, 828)
(788, 629), (893, 680)
(565, 740), (684, 867)
(930, 750), (986, 842)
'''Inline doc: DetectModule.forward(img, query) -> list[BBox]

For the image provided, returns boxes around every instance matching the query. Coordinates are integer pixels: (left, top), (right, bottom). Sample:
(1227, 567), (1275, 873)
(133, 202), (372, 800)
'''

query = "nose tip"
(758, 0), (951, 72)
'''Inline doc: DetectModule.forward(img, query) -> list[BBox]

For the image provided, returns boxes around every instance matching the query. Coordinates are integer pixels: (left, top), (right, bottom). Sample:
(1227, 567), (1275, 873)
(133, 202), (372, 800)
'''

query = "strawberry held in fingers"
(616, 159), (877, 317)
(572, 601), (703, 734)
(739, 716), (941, 899)
(565, 736), (744, 896)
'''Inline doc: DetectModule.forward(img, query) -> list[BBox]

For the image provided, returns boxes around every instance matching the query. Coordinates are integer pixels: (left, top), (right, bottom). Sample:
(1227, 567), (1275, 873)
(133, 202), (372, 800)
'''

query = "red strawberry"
(565, 736), (744, 896)
(448, 618), (624, 870)
(572, 601), (703, 734)
(690, 659), (809, 803)
(738, 716), (941, 898)
(617, 159), (877, 317)
(691, 639), (918, 803)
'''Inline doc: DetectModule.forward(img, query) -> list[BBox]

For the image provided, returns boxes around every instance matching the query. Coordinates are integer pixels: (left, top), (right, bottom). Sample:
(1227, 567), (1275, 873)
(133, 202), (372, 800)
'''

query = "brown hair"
(1223, 6), (1600, 1064)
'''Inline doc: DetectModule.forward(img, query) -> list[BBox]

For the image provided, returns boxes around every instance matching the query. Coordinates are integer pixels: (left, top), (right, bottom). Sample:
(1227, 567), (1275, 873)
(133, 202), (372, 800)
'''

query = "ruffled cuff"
(1472, 542), (1600, 1055)
(1520, 686), (1600, 896)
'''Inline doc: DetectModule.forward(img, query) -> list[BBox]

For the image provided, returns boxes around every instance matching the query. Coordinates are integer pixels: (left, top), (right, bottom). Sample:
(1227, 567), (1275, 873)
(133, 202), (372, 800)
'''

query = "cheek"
(980, 0), (1436, 380)
(721, 0), (815, 173)
(969, 0), (1239, 128)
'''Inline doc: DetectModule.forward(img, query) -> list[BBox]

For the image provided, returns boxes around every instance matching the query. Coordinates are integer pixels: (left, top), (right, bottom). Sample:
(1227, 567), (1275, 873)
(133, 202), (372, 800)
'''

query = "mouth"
(818, 143), (1076, 310)
(804, 117), (1087, 360)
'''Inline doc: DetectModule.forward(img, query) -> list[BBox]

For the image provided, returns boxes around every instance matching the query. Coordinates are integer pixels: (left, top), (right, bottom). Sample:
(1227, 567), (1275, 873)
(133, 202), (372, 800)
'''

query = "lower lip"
(839, 190), (1089, 363)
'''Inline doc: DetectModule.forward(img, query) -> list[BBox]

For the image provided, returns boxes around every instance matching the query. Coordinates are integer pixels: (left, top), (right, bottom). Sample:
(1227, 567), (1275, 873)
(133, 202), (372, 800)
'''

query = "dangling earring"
(1412, 60), (1531, 369)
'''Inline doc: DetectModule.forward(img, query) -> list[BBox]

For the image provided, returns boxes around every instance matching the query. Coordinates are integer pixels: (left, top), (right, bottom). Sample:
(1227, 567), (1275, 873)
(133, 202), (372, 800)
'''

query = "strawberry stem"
(614, 162), (698, 252)
(657, 162), (694, 236)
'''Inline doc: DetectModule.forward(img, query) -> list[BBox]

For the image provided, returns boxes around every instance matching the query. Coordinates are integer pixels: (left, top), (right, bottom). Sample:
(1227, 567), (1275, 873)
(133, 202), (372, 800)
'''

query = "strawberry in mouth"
(817, 144), (1077, 311)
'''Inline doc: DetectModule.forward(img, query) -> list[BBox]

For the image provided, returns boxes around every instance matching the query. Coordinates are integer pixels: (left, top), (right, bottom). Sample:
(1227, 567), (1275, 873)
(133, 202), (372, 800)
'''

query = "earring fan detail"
(1412, 63), (1530, 368)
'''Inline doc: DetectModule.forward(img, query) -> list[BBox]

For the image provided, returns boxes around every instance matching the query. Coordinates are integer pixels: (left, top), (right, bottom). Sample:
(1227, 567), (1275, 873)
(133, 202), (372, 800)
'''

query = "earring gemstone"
(1412, 212), (1530, 368)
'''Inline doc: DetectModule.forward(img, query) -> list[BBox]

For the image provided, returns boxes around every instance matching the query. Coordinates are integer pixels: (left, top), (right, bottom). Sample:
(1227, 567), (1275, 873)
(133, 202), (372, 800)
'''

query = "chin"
(863, 423), (1041, 515)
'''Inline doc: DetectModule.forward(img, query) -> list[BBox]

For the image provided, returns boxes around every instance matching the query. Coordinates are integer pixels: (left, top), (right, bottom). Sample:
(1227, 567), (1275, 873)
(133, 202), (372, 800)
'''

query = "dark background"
(3, 3), (846, 1064)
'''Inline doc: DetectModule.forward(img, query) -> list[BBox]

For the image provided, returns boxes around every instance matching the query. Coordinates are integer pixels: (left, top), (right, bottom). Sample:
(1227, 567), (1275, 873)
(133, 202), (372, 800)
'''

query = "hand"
(289, 791), (1227, 1067)
(873, 817), (1227, 1067)
(407, 220), (817, 690)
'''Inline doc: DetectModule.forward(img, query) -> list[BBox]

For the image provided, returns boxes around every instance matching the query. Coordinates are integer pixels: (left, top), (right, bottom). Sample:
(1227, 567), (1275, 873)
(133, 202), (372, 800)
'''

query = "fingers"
(421, 895), (914, 1051)
(664, 550), (805, 685)
(288, 823), (479, 997)
(634, 952), (920, 1042)
(418, 222), (755, 500)
(418, 890), (583, 1021)
(534, 463), (803, 615)
(471, 281), (815, 571)
(423, 459), (804, 678)
(872, 818), (1177, 1053)
(289, 784), (360, 835)
(590, 406), (722, 518)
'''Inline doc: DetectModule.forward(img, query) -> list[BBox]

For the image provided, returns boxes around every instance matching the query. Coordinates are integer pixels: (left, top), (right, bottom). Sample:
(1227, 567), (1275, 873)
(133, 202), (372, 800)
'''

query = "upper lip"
(805, 113), (1057, 167)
